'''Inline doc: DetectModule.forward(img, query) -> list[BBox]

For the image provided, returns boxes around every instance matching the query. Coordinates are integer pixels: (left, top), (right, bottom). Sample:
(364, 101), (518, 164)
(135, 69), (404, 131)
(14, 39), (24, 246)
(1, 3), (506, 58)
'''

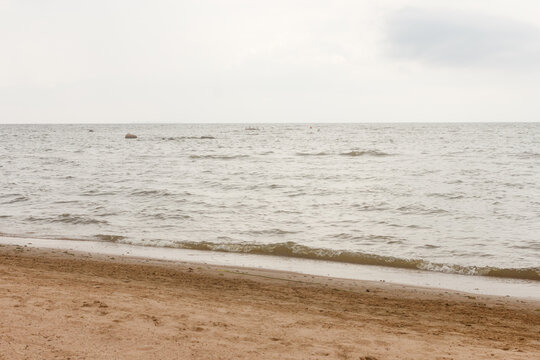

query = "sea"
(1, 123), (539, 285)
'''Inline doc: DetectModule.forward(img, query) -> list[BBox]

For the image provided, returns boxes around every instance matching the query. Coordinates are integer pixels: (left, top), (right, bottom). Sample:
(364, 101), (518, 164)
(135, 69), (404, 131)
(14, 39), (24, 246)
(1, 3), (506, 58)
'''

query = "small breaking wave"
(340, 150), (392, 157)
(418, 262), (540, 281)
(94, 234), (126, 242)
(114, 240), (539, 281)
(2, 231), (539, 281)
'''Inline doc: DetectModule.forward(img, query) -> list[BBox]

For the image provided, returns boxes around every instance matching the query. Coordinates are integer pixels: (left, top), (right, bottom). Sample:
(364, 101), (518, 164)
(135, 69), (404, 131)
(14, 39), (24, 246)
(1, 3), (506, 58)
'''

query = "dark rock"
(125, 133), (137, 139)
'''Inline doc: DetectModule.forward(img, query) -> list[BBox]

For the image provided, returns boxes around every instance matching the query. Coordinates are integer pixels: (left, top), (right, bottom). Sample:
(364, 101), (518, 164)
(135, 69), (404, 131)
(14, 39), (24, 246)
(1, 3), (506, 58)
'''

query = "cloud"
(385, 7), (540, 69)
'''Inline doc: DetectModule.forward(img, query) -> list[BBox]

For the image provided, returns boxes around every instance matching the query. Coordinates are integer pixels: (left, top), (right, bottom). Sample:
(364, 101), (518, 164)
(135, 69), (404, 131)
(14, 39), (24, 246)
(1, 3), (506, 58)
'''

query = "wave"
(426, 193), (465, 200)
(151, 212), (191, 220)
(53, 200), (81, 204)
(112, 240), (538, 281)
(396, 204), (449, 215)
(26, 214), (107, 225)
(1, 196), (29, 204)
(94, 234), (126, 242)
(296, 150), (393, 157)
(2, 231), (539, 281)
(81, 190), (117, 197)
(296, 152), (331, 156)
(243, 228), (299, 236)
(162, 136), (215, 140)
(189, 154), (249, 160)
(352, 202), (389, 211)
(513, 151), (540, 159)
(330, 233), (397, 243)
(340, 150), (392, 157)
(130, 189), (174, 197)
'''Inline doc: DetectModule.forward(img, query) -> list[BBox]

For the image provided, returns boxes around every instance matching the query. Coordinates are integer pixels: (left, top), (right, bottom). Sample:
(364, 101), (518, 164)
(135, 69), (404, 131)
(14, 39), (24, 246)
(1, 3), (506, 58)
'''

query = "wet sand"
(1, 245), (539, 359)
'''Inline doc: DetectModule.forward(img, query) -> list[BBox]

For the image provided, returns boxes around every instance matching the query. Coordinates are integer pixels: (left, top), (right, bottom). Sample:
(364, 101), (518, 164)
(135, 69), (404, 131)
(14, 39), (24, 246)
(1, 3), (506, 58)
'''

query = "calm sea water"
(1, 123), (539, 280)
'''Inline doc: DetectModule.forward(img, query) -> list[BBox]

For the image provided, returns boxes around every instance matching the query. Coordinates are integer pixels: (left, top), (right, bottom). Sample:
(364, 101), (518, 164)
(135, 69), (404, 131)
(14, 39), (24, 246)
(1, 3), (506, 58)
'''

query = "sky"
(2, 0), (540, 123)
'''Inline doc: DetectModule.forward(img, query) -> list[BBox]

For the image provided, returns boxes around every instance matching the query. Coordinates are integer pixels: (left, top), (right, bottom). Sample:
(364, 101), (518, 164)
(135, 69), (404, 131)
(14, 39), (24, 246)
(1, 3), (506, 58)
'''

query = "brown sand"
(0, 245), (539, 359)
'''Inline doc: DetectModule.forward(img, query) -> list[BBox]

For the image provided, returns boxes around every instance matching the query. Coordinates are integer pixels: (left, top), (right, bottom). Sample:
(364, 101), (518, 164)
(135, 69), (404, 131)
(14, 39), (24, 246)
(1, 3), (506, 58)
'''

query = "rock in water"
(125, 133), (137, 139)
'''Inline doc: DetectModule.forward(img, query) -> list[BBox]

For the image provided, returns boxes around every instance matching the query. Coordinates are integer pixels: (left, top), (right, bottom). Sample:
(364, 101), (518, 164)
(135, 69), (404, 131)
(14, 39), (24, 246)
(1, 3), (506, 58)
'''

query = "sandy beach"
(0, 245), (539, 360)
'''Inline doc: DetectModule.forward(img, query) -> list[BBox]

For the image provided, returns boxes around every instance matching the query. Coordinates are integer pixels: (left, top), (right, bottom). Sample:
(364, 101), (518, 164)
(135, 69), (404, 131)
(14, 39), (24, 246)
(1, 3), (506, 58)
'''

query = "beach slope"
(0, 245), (539, 359)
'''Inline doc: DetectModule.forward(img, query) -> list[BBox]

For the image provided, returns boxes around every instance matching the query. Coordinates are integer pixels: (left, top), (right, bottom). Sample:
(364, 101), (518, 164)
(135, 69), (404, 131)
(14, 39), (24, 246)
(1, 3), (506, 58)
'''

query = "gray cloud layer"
(385, 8), (540, 68)
(2, 2), (540, 123)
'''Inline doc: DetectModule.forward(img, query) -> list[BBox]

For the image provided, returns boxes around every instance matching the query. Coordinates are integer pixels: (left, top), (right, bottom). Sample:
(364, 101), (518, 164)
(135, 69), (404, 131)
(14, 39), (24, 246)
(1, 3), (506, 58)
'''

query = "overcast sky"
(2, 0), (540, 123)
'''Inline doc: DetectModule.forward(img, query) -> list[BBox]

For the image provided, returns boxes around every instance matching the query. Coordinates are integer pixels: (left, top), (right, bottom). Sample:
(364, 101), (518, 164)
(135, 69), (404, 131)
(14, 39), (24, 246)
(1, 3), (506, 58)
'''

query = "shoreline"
(1, 244), (539, 359)
(1, 235), (539, 299)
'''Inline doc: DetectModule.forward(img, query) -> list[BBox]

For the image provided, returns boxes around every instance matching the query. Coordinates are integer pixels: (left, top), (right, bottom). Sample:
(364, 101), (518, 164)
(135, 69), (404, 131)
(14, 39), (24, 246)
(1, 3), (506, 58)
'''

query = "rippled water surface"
(1, 123), (539, 280)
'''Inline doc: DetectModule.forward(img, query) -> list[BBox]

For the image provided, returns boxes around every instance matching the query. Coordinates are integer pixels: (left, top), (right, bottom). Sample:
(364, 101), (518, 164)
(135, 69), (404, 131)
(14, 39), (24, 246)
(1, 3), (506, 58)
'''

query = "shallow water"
(2, 236), (539, 299)
(0, 123), (539, 281)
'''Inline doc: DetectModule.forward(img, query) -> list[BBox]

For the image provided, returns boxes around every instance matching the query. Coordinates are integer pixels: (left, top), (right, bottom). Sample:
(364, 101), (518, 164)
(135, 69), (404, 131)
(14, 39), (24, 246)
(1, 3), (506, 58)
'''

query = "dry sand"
(0, 244), (539, 359)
